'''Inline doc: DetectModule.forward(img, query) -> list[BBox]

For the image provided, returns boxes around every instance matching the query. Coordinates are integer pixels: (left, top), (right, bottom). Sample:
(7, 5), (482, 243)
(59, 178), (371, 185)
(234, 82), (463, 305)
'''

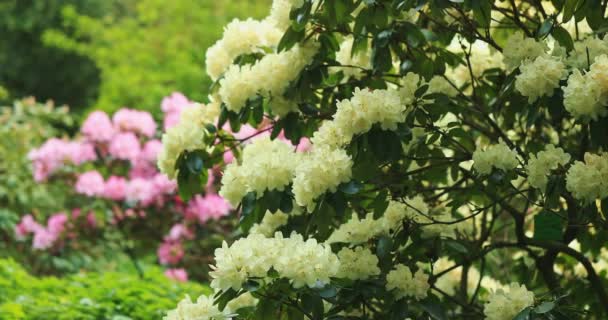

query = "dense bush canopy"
(158, 0), (608, 319)
(0, 258), (208, 320)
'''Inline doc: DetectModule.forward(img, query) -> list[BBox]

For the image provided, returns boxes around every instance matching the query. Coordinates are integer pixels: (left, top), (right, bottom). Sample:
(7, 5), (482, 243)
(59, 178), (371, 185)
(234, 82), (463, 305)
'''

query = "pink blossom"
(295, 137), (311, 152)
(164, 268), (188, 282)
(153, 174), (177, 195)
(162, 92), (191, 113)
(126, 178), (157, 205)
(163, 111), (182, 130)
(47, 213), (68, 235)
(87, 212), (97, 228)
(14, 214), (42, 240)
(141, 139), (163, 162)
(28, 139), (97, 181)
(223, 149), (234, 164)
(113, 108), (157, 137)
(108, 132), (141, 162)
(81, 111), (115, 142)
(166, 224), (194, 241)
(186, 194), (231, 224)
(32, 229), (57, 250)
(226, 123), (261, 141)
(70, 142), (97, 164)
(161, 93), (192, 130)
(75, 171), (105, 197)
(71, 208), (82, 219)
(129, 160), (157, 179)
(103, 176), (128, 200)
(157, 241), (184, 265)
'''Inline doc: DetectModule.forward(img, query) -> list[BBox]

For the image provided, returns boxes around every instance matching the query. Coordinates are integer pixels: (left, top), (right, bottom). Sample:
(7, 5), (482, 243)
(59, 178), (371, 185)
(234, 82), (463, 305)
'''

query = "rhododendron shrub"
(162, 0), (608, 319)
(15, 93), (243, 280)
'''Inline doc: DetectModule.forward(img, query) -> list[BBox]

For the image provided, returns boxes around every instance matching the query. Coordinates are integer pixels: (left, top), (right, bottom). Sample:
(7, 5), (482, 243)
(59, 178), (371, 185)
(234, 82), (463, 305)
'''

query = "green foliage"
(0, 258), (209, 320)
(43, 0), (271, 114)
(0, 0), (110, 109)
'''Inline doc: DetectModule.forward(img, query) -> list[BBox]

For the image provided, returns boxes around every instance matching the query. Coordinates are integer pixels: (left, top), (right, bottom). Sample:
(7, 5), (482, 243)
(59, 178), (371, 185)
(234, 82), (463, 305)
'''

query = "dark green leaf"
(552, 26), (574, 52)
(533, 301), (556, 314)
(533, 210), (563, 241)
(339, 180), (362, 194)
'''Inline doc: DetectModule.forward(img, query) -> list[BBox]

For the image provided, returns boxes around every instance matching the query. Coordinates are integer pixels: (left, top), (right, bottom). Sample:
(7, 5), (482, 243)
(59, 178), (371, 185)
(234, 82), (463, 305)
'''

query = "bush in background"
(42, 0), (270, 115)
(0, 258), (208, 320)
(0, 0), (112, 109)
(0, 98), (75, 266)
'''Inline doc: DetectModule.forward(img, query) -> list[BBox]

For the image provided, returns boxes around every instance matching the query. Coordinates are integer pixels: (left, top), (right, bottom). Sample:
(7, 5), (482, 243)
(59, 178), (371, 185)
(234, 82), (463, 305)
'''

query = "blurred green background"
(0, 0), (270, 115)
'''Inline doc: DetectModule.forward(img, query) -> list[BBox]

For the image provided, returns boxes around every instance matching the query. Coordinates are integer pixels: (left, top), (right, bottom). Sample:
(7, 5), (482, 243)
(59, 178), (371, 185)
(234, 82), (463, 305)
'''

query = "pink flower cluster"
(24, 93), (238, 281)
(28, 139), (96, 181)
(161, 92), (192, 130)
(112, 108), (157, 137)
(15, 213), (68, 250)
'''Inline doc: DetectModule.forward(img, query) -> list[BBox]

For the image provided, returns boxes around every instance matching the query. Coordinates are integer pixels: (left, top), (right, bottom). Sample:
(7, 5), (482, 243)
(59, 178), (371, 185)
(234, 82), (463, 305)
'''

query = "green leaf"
(444, 239), (468, 254)
(264, 189), (283, 213)
(371, 44), (392, 73)
(301, 293), (324, 320)
(215, 289), (238, 311)
(243, 280), (260, 292)
(242, 192), (257, 216)
(533, 210), (563, 241)
(472, 0), (492, 28)
(316, 285), (338, 298)
(278, 27), (305, 52)
(420, 299), (447, 320)
(339, 180), (362, 194)
(514, 307), (532, 320)
(185, 150), (204, 174)
(533, 301), (556, 314)
(376, 236), (393, 258)
(562, 0), (582, 23)
(279, 191), (294, 213)
(552, 26), (574, 52)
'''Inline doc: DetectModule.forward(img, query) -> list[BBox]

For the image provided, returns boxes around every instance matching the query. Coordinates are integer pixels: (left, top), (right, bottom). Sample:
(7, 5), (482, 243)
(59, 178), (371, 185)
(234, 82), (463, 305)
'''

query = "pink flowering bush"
(15, 93), (237, 280)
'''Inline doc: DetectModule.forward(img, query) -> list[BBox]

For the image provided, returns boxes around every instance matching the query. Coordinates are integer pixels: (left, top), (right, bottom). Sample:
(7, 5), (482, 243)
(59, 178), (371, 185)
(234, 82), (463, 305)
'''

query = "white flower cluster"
(566, 36), (608, 69)
(502, 32), (547, 71)
(311, 87), (405, 149)
(158, 104), (215, 179)
(382, 197), (429, 231)
(483, 283), (535, 320)
(336, 246), (381, 280)
(326, 197), (456, 244)
(399, 72), (422, 105)
(515, 55), (567, 102)
(219, 137), (299, 206)
(218, 43), (318, 116)
(205, 19), (282, 80)
(249, 210), (290, 237)
(433, 258), (503, 296)
(334, 36), (371, 79)
(446, 39), (503, 86)
(427, 76), (458, 97)
(163, 295), (230, 320)
(326, 212), (384, 244)
(526, 145), (571, 192)
(566, 152), (608, 202)
(563, 54), (608, 119)
(267, 0), (305, 30)
(292, 147), (353, 210)
(385, 264), (430, 300)
(210, 232), (339, 291)
(472, 141), (519, 175)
